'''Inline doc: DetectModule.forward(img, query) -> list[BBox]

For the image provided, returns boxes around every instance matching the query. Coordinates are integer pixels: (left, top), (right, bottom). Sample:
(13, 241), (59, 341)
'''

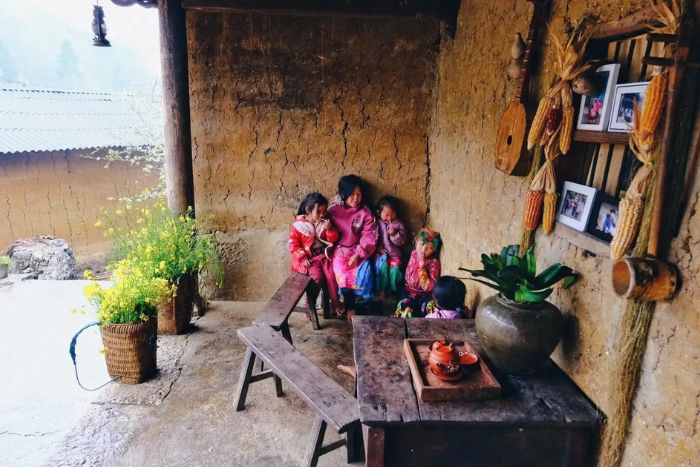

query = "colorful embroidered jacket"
(404, 250), (441, 296)
(288, 216), (339, 274)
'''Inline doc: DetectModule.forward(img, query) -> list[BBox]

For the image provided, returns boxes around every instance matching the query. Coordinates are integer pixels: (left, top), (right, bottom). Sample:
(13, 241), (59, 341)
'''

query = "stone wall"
(187, 12), (440, 299)
(428, 1), (698, 465)
(0, 149), (158, 260)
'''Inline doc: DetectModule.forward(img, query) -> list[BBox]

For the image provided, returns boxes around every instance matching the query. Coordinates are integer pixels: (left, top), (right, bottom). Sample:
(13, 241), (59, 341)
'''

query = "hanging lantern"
(92, 4), (111, 47)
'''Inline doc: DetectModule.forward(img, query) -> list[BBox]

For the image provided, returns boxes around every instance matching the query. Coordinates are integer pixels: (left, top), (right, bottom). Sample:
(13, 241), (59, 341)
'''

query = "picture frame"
(608, 82), (649, 132)
(585, 192), (620, 243)
(556, 181), (597, 232)
(576, 63), (620, 132)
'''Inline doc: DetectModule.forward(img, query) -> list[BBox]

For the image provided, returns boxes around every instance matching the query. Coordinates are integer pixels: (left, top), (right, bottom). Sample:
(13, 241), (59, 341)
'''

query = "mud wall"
(428, 0), (698, 465)
(187, 12), (439, 299)
(0, 149), (158, 260)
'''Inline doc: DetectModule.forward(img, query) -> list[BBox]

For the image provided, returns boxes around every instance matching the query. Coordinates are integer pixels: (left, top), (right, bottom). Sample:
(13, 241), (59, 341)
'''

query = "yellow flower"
(115, 209), (123, 216)
(94, 220), (102, 228)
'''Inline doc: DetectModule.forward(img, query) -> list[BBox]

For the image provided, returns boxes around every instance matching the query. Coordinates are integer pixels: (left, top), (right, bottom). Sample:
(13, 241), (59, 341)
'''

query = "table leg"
(363, 425), (385, 467)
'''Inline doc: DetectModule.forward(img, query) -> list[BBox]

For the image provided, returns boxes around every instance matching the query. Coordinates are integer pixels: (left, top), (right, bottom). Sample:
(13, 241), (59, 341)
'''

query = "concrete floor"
(0, 278), (111, 467)
(46, 300), (358, 466)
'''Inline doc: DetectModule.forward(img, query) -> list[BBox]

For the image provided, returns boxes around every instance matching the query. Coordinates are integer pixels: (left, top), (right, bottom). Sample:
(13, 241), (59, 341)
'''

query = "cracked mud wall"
(187, 12), (439, 300)
(0, 149), (158, 260)
(428, 0), (698, 465)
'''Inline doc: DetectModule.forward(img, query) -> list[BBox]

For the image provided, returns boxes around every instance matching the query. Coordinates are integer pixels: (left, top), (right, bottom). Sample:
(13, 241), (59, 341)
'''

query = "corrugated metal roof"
(0, 87), (163, 154)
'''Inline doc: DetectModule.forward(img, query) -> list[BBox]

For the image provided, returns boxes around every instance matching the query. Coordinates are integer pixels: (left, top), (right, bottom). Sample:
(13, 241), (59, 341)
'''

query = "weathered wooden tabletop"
(353, 316), (601, 428)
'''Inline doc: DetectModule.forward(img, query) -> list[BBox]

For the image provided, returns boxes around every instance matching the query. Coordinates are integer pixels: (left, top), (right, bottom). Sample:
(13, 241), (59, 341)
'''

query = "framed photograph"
(608, 82), (649, 132)
(556, 181), (597, 231)
(576, 64), (620, 131)
(585, 193), (620, 243)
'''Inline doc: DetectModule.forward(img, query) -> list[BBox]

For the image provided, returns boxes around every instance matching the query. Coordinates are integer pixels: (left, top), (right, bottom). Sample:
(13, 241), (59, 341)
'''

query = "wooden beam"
(159, 0), (195, 215)
(587, 6), (659, 41)
(180, 0), (460, 21)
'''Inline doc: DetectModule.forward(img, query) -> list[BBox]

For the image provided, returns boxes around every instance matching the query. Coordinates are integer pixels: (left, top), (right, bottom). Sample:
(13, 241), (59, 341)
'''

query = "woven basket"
(158, 274), (195, 335)
(101, 317), (157, 384)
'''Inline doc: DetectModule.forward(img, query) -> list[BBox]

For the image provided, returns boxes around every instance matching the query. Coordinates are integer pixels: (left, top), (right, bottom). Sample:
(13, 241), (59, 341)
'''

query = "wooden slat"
(405, 319), (602, 427)
(352, 316), (420, 425)
(253, 273), (312, 328)
(573, 130), (629, 146)
(181, 0), (460, 20)
(237, 324), (359, 432)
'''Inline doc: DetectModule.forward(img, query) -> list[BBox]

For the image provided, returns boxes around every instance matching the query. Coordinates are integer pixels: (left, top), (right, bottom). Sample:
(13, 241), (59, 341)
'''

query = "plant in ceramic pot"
(97, 201), (224, 335)
(0, 255), (10, 279)
(459, 245), (578, 375)
(83, 259), (174, 384)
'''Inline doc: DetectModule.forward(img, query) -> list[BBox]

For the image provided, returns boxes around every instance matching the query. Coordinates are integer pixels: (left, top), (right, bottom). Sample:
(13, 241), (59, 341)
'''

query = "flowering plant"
(83, 260), (175, 325)
(96, 201), (224, 286)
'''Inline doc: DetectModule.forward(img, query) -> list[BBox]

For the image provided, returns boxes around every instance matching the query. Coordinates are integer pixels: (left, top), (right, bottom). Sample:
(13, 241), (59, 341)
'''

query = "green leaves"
(460, 244), (578, 305)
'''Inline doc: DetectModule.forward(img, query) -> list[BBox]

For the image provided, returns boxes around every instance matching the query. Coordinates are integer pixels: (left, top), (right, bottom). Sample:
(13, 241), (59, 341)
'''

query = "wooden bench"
(234, 324), (363, 467)
(253, 272), (330, 338)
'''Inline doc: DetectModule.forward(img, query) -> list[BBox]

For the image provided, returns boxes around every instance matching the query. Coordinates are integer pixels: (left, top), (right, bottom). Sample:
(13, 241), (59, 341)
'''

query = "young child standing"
(374, 196), (407, 298)
(423, 276), (471, 319)
(288, 192), (339, 310)
(395, 228), (441, 318)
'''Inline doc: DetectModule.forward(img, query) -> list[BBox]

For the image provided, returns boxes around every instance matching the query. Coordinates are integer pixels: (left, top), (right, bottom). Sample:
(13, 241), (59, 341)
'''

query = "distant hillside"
(0, 4), (160, 93)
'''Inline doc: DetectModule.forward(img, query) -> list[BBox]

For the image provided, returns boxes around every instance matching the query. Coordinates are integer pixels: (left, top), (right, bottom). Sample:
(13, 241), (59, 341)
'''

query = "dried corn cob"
(542, 192), (558, 234)
(639, 68), (667, 149)
(560, 105), (574, 154)
(528, 96), (553, 150)
(610, 196), (644, 259)
(523, 189), (545, 231)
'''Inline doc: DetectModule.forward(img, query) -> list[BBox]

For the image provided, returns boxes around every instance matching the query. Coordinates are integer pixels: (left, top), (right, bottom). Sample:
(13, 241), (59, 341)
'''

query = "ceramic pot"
(475, 295), (563, 375)
(0, 264), (7, 280)
(428, 341), (461, 377)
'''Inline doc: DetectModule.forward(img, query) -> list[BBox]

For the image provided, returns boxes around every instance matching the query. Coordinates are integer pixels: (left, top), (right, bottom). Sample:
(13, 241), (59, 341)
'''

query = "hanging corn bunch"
(527, 28), (591, 153)
(639, 67), (667, 150)
(610, 92), (665, 259)
(525, 128), (562, 233)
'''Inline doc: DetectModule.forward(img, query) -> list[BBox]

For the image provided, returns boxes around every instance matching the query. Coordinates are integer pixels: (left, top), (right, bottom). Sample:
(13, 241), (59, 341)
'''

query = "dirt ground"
(47, 301), (359, 467)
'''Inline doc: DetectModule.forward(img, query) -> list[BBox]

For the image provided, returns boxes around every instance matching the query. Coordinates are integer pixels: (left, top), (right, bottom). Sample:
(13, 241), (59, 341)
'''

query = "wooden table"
(352, 316), (602, 467)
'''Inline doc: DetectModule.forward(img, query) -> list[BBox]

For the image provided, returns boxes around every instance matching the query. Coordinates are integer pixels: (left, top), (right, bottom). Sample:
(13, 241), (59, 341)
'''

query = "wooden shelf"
(573, 130), (629, 145)
(551, 223), (611, 258)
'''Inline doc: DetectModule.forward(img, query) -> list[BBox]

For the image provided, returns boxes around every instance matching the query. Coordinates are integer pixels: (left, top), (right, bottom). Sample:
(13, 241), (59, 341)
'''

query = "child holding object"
(395, 228), (441, 318)
(288, 192), (339, 311)
(374, 195), (407, 299)
(327, 175), (378, 319)
(424, 276), (471, 319)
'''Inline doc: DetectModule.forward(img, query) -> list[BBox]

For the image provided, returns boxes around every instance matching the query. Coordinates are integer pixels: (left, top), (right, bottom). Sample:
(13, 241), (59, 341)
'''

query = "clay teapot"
(428, 340), (461, 379)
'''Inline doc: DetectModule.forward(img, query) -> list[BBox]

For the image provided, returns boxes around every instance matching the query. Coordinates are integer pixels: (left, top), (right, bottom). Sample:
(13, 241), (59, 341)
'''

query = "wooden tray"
(403, 339), (501, 402)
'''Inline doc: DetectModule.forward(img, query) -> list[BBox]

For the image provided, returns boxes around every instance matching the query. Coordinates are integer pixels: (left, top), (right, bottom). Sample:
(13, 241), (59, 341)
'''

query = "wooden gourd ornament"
(495, 0), (550, 176)
(506, 33), (526, 80)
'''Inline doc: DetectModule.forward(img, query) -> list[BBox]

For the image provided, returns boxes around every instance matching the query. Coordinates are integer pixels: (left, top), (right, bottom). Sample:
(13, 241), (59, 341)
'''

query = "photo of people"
(614, 92), (643, 125)
(556, 181), (597, 232)
(586, 194), (620, 242)
(579, 71), (609, 125)
(560, 190), (589, 221)
(576, 64), (619, 132)
(609, 82), (649, 132)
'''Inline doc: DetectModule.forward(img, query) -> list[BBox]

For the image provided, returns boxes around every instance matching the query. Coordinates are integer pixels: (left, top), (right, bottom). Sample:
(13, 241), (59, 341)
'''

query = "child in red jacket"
(288, 192), (339, 310)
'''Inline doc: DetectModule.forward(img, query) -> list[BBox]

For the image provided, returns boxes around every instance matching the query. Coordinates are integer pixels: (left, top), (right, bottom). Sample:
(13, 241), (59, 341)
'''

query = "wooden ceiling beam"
(180, 0), (460, 21)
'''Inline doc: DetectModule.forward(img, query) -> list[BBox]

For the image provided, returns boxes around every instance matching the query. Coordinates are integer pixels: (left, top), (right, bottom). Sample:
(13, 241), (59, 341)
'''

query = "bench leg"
(234, 348), (256, 412)
(346, 423), (365, 463)
(273, 373), (283, 397)
(280, 321), (293, 345)
(304, 415), (327, 467)
(309, 304), (321, 331)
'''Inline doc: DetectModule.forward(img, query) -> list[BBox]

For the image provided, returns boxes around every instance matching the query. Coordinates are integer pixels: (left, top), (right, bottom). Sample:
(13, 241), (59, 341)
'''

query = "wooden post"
(158, 0), (195, 215)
